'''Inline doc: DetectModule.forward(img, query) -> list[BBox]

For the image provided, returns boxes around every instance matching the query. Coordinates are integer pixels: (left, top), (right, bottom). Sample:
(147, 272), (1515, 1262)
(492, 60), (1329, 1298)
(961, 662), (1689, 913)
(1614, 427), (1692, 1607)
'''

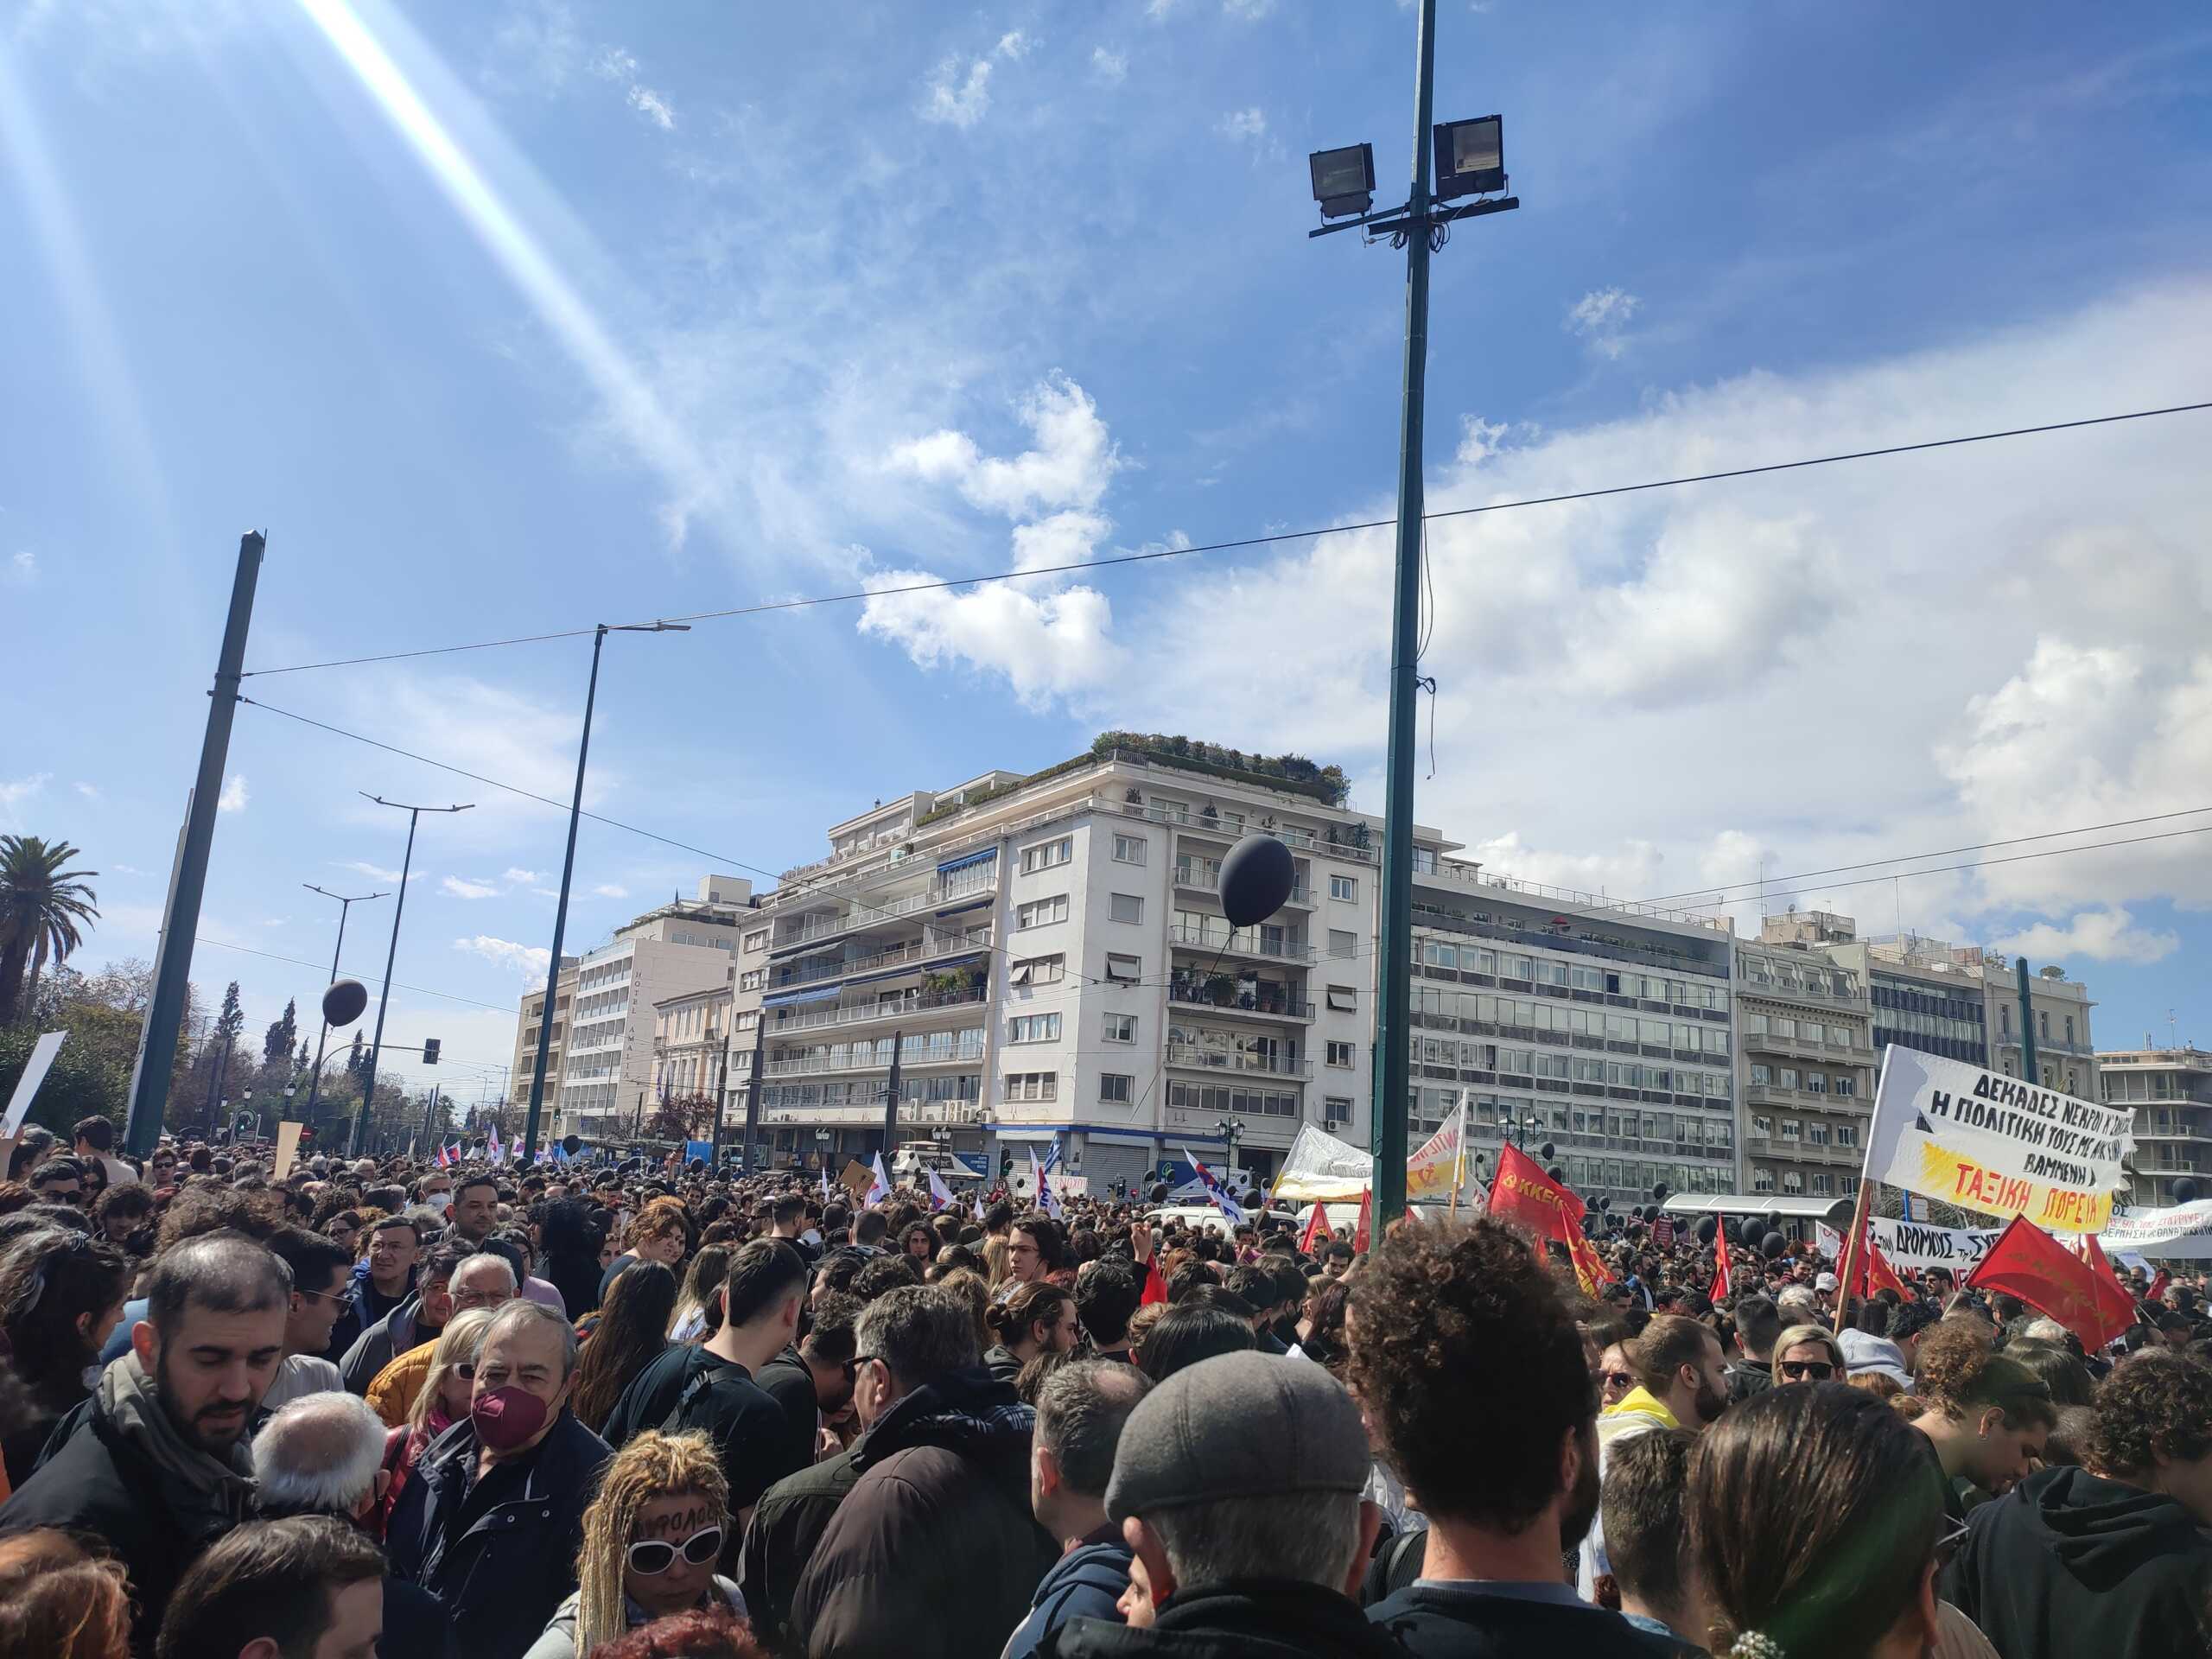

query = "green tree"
(263, 998), (299, 1065)
(0, 836), (99, 1027)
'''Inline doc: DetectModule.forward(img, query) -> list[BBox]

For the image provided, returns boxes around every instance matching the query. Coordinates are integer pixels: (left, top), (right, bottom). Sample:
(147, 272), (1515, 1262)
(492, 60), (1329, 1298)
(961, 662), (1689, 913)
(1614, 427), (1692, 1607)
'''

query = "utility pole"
(353, 795), (472, 1154)
(740, 1037), (765, 1175)
(126, 532), (265, 1156)
(880, 1030), (905, 1162)
(302, 884), (384, 1121)
(2016, 957), (2040, 1088)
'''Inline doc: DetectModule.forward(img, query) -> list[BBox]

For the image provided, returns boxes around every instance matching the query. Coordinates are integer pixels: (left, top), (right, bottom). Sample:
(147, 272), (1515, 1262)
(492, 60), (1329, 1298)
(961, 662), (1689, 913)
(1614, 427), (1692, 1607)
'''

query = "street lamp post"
(1308, 1), (1517, 1227)
(1214, 1114), (1247, 1182)
(815, 1127), (831, 1171)
(301, 883), (385, 1122)
(353, 797), (473, 1155)
(521, 620), (691, 1165)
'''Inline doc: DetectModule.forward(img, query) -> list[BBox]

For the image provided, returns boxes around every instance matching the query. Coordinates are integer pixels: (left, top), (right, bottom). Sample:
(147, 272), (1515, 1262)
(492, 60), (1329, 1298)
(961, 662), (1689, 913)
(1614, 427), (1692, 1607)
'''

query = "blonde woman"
(981, 1233), (1012, 1288)
(669, 1245), (734, 1344)
(524, 1429), (743, 1659)
(1770, 1323), (1848, 1385)
(377, 1307), (494, 1530)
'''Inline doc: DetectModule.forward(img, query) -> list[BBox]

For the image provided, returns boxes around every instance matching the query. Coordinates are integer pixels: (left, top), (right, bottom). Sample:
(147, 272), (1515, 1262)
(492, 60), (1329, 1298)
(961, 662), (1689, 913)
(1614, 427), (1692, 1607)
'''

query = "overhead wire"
(238, 399), (2212, 680)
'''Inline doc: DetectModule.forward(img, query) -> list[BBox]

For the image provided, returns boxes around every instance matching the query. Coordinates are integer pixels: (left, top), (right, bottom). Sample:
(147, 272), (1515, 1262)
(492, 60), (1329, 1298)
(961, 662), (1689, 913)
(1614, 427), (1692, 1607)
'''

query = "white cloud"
(6, 550), (34, 586)
(442, 876), (500, 899)
(336, 860), (412, 884)
(1995, 908), (2180, 966)
(454, 934), (553, 979)
(111, 862), (149, 876)
(1090, 47), (1128, 84)
(922, 54), (992, 128)
(1217, 107), (1267, 142)
(1567, 286), (1642, 359)
(0, 773), (50, 833)
(590, 42), (674, 129)
(73, 781), (99, 800)
(217, 774), (248, 813)
(592, 883), (629, 899)
(995, 30), (1033, 60)
(503, 867), (543, 885)
(887, 376), (1121, 523)
(627, 85), (675, 129)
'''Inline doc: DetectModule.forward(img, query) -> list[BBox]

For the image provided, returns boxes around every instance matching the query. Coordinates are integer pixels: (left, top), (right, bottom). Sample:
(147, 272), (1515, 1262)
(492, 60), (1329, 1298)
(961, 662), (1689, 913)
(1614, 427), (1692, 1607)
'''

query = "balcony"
(1168, 923), (1314, 963)
(1118, 798), (1378, 865)
(1165, 1043), (1313, 1078)
(1173, 864), (1313, 910)
(1167, 980), (1313, 1022)
(764, 1034), (986, 1078)
(773, 927), (995, 989)
(2136, 1122), (2212, 1142)
(766, 987), (989, 1035)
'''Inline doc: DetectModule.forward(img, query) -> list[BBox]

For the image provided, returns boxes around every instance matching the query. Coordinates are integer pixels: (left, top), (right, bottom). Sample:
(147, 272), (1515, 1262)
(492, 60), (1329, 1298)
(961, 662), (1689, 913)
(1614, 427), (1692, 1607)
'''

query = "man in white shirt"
(73, 1115), (139, 1187)
(262, 1227), (356, 1411)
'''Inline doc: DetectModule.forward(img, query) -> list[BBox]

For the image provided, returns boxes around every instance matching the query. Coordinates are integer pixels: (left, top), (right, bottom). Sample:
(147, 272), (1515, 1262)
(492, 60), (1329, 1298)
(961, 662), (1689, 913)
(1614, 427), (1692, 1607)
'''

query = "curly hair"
(1345, 1217), (1592, 1534)
(575, 1432), (730, 1657)
(626, 1200), (691, 1253)
(2090, 1348), (2212, 1478)
(593, 1605), (766, 1659)
(1914, 1321), (2056, 1430)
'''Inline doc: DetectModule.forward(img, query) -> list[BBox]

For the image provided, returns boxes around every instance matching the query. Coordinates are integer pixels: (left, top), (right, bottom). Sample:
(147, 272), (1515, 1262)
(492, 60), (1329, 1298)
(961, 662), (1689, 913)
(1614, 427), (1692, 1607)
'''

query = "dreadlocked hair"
(575, 1431), (729, 1656)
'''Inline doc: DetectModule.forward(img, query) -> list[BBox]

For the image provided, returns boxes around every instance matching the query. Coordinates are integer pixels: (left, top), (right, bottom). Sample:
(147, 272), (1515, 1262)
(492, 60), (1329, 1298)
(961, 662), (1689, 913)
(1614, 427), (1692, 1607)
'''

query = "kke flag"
(1299, 1203), (1332, 1255)
(1966, 1213), (2138, 1351)
(1353, 1187), (1372, 1253)
(1712, 1213), (1731, 1301)
(1487, 1144), (1610, 1296)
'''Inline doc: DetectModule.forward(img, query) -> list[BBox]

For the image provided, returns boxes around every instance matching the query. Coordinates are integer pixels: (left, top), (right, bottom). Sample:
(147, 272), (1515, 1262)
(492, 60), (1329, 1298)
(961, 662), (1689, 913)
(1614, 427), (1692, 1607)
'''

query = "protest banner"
(1869, 1217), (2003, 1273)
(1404, 1101), (1466, 1203)
(271, 1122), (304, 1181)
(1, 1031), (67, 1136)
(2099, 1198), (2212, 1257)
(840, 1159), (874, 1198)
(1862, 1046), (2133, 1233)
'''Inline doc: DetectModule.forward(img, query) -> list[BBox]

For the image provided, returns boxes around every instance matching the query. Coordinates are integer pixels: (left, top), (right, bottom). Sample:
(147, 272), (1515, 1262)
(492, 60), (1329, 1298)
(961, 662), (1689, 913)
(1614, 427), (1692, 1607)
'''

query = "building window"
(1808, 1122), (1830, 1145)
(1812, 1173), (1833, 1197)
(1751, 1115), (1772, 1138)
(1010, 954), (1064, 987)
(1836, 1123), (1859, 1147)
(1829, 1025), (1853, 1048)
(1804, 1072), (1828, 1095)
(1326, 984), (1357, 1013)
(1016, 895), (1070, 930)
(1103, 1013), (1137, 1044)
(1003, 1072), (1058, 1102)
(1833, 1076), (1855, 1098)
(1105, 953), (1141, 984)
(1329, 874), (1358, 903)
(1100, 1072), (1133, 1104)
(1325, 1096), (1352, 1128)
(1750, 1064), (1771, 1087)
(1007, 1013), (1061, 1044)
(1020, 836), (1073, 875)
(1783, 1171), (1805, 1194)
(735, 1011), (759, 1032)
(1326, 1039), (1355, 1068)
(1781, 1120), (1802, 1141)
(1109, 893), (1144, 925)
(740, 969), (766, 992)
(1328, 928), (1357, 958)
(2064, 1014), (2075, 1045)
(1112, 834), (1147, 865)
(743, 929), (768, 953)
(1753, 1166), (1776, 1193)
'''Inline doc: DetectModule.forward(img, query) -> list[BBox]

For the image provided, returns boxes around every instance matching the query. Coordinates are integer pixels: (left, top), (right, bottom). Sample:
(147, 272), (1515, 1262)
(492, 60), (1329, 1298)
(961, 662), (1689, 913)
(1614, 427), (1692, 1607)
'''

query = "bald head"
(251, 1391), (387, 1518)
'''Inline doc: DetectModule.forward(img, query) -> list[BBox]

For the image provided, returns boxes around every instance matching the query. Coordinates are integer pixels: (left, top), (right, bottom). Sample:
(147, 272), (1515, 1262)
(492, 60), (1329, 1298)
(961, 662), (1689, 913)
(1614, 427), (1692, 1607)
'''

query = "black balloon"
(1696, 1215), (1718, 1244)
(2174, 1177), (2202, 1205)
(1217, 834), (1296, 926)
(1548, 1166), (1566, 1184)
(322, 978), (369, 1027)
(1761, 1231), (1788, 1260)
(561, 1134), (582, 1156)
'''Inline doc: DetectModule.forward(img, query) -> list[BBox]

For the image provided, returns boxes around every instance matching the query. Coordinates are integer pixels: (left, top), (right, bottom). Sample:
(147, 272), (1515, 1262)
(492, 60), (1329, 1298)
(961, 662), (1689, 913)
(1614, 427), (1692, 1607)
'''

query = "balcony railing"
(1167, 982), (1312, 1020)
(774, 927), (994, 988)
(764, 1039), (987, 1078)
(1174, 866), (1312, 908)
(1119, 798), (1378, 865)
(1167, 923), (1314, 962)
(1166, 1044), (1312, 1078)
(767, 987), (990, 1034)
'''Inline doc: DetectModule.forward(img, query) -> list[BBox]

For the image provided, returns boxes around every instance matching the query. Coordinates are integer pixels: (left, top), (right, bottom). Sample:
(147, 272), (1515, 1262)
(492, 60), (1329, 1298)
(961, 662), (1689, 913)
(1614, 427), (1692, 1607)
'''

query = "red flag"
(1140, 1256), (1169, 1306)
(1965, 1215), (2138, 1351)
(2082, 1230), (2120, 1287)
(1712, 1214), (1731, 1301)
(2147, 1268), (2171, 1304)
(1486, 1145), (1605, 1294)
(1299, 1202), (1332, 1255)
(1353, 1188), (1373, 1254)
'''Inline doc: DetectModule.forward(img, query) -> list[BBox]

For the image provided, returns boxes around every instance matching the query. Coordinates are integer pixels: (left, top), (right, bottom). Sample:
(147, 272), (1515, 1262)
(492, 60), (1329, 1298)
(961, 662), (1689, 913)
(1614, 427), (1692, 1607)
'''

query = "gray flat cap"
(1104, 1350), (1370, 1522)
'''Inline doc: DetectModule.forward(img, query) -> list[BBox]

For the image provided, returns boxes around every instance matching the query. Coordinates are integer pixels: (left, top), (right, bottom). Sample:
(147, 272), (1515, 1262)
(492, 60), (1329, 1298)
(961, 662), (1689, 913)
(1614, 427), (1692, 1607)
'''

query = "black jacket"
(1368, 1582), (1700, 1657)
(984, 1344), (1025, 1383)
(543, 1250), (603, 1319)
(1046, 1580), (1410, 1659)
(755, 1344), (824, 1477)
(324, 1262), (413, 1364)
(739, 1441), (863, 1654)
(791, 1366), (1057, 1659)
(385, 1410), (612, 1659)
(1724, 1358), (1771, 1404)
(1938, 1464), (2212, 1659)
(0, 1397), (251, 1654)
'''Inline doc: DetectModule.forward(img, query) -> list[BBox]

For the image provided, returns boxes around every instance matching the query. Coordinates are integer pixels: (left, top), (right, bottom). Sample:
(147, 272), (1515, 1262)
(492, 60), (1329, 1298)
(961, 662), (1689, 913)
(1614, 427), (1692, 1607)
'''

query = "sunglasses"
(1778, 1359), (1836, 1382)
(627, 1523), (723, 1576)
(1601, 1371), (1636, 1391)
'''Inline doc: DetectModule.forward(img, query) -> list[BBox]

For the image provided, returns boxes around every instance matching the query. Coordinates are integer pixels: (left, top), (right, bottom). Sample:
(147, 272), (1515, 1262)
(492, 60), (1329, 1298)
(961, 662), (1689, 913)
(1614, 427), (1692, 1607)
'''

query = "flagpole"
(1835, 1176), (1874, 1325)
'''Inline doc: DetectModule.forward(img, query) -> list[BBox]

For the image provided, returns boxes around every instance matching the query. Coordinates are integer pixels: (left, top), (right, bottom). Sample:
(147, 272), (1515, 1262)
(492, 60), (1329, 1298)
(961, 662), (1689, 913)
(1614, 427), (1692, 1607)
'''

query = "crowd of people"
(0, 1112), (2206, 1659)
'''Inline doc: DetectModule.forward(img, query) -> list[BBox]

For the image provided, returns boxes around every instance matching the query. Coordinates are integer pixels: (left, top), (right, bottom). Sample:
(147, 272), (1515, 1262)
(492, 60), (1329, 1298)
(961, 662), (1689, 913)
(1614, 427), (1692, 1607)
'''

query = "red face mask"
(470, 1385), (550, 1451)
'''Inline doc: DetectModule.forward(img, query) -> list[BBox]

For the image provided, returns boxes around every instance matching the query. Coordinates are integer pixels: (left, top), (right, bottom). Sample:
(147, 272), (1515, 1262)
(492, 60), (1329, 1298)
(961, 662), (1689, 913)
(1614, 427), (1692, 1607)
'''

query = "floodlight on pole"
(1308, 143), (1376, 219)
(1432, 114), (1504, 200)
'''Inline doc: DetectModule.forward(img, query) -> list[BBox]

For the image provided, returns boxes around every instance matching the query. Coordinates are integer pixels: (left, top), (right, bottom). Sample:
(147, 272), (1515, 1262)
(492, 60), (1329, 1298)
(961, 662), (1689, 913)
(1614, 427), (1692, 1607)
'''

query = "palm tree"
(0, 836), (100, 1027)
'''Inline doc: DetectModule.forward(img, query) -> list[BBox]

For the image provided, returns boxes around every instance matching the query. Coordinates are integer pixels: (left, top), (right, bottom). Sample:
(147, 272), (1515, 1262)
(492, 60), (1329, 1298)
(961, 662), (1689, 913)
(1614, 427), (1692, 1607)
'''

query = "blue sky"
(3, 0), (2211, 1104)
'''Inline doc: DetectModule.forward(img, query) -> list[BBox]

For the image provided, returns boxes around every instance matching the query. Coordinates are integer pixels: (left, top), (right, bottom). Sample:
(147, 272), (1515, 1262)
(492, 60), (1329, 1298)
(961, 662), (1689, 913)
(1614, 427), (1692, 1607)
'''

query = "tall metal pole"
(2016, 957), (2041, 1087)
(741, 1036), (766, 1175)
(126, 532), (265, 1156)
(353, 797), (472, 1154)
(1369, 0), (1438, 1227)
(524, 626), (606, 1165)
(880, 1030), (905, 1162)
(302, 885), (384, 1120)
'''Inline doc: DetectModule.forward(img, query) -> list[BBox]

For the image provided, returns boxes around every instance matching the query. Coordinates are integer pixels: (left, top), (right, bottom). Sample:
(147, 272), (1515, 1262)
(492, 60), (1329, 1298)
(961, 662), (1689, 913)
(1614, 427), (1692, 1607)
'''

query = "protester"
(1597, 1338), (1637, 1409)
(539, 1198), (609, 1319)
(1134, 1300), (1256, 1382)
(73, 1117), (139, 1190)
(1003, 1358), (1152, 1659)
(338, 1238), (461, 1394)
(156, 1515), (385, 1659)
(1724, 1294), (1780, 1402)
(263, 1226), (354, 1411)
(1940, 1348), (2212, 1659)
(94, 1185), (158, 1254)
(606, 1204), (691, 1303)
(324, 1216), (422, 1363)
(606, 1239), (806, 1527)
(789, 1283), (1057, 1656)
(1350, 1218), (1679, 1655)
(985, 1281), (1081, 1382)
(1007, 1217), (1062, 1287)
(1076, 1257), (1144, 1363)
(1689, 1383), (1951, 1659)
(378, 1306), (496, 1531)
(670, 1246), (734, 1343)
(449, 1173), (501, 1246)
(594, 1605), (768, 1659)
(0, 1227), (130, 1485)
(753, 1289), (861, 1475)
(1910, 1322), (2056, 1520)
(365, 1249), (513, 1425)
(524, 1430), (744, 1659)
(249, 1391), (454, 1655)
(0, 1529), (132, 1659)
(385, 1300), (611, 1659)
(29, 1154), (91, 1209)
(1770, 1323), (1847, 1384)
(1577, 1313), (1729, 1604)
(1597, 1428), (1707, 1647)
(571, 1260), (678, 1435)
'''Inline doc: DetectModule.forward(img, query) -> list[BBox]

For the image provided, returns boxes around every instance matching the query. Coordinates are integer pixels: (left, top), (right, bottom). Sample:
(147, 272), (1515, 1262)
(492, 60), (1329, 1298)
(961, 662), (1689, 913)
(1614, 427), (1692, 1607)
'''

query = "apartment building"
(737, 742), (1387, 1194)
(652, 982), (732, 1104)
(1983, 960), (2097, 1098)
(1738, 918), (1876, 1204)
(1404, 866), (1739, 1212)
(509, 958), (577, 1114)
(2098, 1045), (2212, 1206)
(1824, 937), (1989, 1070)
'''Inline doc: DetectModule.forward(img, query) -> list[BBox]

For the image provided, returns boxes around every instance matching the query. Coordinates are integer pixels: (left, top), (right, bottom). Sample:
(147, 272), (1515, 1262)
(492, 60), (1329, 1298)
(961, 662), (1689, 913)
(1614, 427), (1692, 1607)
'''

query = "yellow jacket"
(365, 1338), (437, 1428)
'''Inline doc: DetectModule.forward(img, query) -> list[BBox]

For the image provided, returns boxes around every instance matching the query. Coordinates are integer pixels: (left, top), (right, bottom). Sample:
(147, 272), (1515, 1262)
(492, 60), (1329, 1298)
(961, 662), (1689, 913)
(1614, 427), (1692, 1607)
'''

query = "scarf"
(96, 1352), (255, 1535)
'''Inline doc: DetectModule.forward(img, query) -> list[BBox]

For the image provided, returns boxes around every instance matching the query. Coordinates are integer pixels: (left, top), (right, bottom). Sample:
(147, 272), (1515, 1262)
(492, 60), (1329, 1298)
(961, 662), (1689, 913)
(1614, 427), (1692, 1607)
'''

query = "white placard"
(2, 1031), (67, 1136)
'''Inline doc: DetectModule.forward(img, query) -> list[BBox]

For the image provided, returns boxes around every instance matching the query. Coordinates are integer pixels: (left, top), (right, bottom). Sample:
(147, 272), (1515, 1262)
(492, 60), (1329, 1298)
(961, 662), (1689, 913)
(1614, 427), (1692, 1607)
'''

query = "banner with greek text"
(2100, 1199), (2212, 1260)
(1864, 1047), (2133, 1233)
(1405, 1102), (1467, 1202)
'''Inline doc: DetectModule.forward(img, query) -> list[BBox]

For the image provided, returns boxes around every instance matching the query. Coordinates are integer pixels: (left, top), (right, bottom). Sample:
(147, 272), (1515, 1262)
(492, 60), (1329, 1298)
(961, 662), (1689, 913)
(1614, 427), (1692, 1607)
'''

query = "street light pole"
(302, 883), (385, 1121)
(521, 620), (690, 1165)
(353, 796), (473, 1154)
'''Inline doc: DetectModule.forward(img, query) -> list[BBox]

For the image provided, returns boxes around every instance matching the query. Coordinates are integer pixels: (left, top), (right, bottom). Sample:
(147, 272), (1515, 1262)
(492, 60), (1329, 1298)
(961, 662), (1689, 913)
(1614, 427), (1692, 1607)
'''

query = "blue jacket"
(1002, 1534), (1134, 1659)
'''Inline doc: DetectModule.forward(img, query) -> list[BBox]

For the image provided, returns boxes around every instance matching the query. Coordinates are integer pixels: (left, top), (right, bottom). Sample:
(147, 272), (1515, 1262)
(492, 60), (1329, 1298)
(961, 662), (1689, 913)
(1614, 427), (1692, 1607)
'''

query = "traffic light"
(423, 1038), (441, 1065)
(999, 1152), (1014, 1179)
